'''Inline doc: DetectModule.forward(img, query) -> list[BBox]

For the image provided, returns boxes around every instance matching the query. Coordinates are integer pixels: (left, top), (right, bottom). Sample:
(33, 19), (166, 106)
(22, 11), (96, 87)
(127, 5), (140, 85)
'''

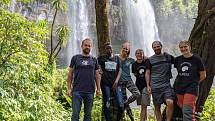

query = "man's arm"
(95, 69), (101, 97)
(145, 69), (151, 94)
(67, 67), (74, 96)
(112, 68), (122, 90)
(200, 71), (206, 82)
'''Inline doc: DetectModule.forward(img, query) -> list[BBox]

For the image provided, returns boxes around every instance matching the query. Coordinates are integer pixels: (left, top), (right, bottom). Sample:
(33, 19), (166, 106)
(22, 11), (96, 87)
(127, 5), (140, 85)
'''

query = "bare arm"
(67, 67), (74, 96)
(200, 70), (206, 82)
(112, 68), (122, 90)
(145, 69), (151, 93)
(95, 69), (101, 96)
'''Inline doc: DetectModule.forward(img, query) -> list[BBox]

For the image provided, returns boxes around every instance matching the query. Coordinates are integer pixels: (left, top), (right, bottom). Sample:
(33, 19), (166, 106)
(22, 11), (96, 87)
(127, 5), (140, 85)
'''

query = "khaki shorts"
(137, 87), (150, 107)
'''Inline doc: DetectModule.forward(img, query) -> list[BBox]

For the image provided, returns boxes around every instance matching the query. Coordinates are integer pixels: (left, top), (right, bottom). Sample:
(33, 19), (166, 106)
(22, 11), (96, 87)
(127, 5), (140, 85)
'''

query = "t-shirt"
(98, 55), (121, 87)
(145, 53), (174, 90)
(132, 60), (147, 91)
(69, 54), (99, 93)
(174, 54), (205, 96)
(119, 57), (135, 82)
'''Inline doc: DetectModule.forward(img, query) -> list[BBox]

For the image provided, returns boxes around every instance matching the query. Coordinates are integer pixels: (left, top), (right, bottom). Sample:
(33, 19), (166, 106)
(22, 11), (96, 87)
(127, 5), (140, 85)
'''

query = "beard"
(83, 48), (90, 55)
(154, 49), (161, 55)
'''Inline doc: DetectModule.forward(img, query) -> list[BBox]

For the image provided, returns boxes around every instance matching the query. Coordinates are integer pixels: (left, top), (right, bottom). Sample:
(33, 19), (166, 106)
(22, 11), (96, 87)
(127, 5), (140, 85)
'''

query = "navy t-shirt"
(132, 60), (147, 91)
(174, 54), (205, 96)
(69, 54), (99, 93)
(98, 55), (121, 87)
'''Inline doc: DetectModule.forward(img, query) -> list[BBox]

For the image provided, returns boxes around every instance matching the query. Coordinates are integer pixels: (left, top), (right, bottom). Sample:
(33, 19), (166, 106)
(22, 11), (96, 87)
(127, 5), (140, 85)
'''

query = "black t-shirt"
(174, 54), (205, 96)
(132, 60), (147, 91)
(69, 54), (99, 93)
(98, 55), (121, 87)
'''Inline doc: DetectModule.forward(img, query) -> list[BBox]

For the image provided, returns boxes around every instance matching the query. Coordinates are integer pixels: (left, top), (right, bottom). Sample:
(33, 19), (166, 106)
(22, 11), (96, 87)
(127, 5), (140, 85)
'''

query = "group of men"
(67, 38), (206, 121)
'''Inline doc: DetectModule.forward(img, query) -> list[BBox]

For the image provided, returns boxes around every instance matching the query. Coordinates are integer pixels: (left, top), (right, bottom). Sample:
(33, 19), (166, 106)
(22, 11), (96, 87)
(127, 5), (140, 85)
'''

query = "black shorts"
(152, 86), (174, 106)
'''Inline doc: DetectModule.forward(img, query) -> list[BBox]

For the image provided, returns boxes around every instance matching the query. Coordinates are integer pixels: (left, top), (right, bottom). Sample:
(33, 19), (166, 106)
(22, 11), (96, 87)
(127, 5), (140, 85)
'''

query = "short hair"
(81, 38), (92, 46)
(135, 49), (144, 54)
(152, 41), (162, 48)
(104, 42), (111, 47)
(179, 40), (191, 47)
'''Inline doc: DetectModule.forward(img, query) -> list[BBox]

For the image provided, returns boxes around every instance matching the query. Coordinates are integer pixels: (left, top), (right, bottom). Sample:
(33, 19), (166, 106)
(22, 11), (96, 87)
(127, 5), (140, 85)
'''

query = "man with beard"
(98, 43), (124, 121)
(145, 41), (174, 121)
(67, 38), (101, 121)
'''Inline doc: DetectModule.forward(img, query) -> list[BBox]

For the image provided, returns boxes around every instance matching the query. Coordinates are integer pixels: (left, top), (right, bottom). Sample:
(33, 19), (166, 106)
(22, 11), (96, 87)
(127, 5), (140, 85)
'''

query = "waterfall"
(9, 0), (17, 12)
(66, 0), (97, 65)
(122, 0), (160, 57)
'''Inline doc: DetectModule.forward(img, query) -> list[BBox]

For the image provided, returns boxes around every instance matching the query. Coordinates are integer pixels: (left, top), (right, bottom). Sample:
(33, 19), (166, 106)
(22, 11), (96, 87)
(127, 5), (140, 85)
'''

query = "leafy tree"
(49, 0), (68, 63)
(0, 9), (69, 120)
(189, 0), (215, 118)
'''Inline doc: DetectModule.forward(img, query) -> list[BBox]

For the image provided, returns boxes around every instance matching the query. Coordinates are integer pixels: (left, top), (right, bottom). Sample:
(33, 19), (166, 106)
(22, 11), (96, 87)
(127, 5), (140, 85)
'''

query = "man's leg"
(166, 99), (174, 121)
(140, 106), (147, 121)
(182, 93), (197, 121)
(83, 92), (94, 121)
(116, 83), (127, 121)
(101, 86), (112, 121)
(154, 105), (162, 121)
(72, 91), (83, 121)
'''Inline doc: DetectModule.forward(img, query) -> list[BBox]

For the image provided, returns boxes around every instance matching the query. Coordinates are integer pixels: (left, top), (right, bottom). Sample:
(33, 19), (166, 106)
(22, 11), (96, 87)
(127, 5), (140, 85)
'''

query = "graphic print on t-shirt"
(105, 61), (117, 71)
(179, 62), (192, 76)
(82, 60), (89, 66)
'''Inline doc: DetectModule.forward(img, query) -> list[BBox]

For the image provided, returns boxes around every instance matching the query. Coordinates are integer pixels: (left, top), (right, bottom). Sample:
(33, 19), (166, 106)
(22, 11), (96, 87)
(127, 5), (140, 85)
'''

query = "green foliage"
(159, 0), (198, 18)
(201, 88), (215, 120)
(0, 9), (69, 120)
(56, 25), (71, 47)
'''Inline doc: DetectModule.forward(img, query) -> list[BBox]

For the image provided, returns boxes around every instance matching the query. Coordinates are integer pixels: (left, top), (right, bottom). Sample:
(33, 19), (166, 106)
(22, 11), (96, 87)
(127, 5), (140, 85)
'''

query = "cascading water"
(122, 0), (160, 57)
(9, 0), (17, 12)
(66, 0), (97, 65)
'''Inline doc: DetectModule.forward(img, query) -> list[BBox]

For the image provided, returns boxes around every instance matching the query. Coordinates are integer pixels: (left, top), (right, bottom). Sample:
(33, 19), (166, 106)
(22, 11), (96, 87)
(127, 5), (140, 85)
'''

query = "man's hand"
(96, 89), (100, 97)
(112, 81), (118, 91)
(67, 87), (73, 96)
(147, 86), (151, 94)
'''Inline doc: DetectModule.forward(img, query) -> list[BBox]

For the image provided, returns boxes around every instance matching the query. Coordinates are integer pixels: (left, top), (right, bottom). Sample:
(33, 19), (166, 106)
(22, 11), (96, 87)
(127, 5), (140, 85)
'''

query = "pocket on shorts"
(141, 87), (150, 106)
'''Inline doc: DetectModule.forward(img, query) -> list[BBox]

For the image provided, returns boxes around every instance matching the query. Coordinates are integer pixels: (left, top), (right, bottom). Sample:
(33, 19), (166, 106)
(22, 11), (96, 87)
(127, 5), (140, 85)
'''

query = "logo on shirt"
(179, 62), (192, 76)
(139, 69), (145, 74)
(82, 60), (89, 65)
(105, 61), (117, 71)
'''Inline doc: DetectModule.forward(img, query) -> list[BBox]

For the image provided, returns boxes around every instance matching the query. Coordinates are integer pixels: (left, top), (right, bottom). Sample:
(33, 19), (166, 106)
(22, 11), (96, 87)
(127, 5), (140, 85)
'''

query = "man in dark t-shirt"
(145, 41), (174, 121)
(132, 49), (150, 121)
(98, 43), (123, 121)
(67, 38), (101, 121)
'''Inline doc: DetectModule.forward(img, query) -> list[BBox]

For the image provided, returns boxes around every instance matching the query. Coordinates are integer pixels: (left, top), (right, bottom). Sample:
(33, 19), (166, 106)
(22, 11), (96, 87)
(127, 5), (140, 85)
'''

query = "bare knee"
(166, 99), (174, 106)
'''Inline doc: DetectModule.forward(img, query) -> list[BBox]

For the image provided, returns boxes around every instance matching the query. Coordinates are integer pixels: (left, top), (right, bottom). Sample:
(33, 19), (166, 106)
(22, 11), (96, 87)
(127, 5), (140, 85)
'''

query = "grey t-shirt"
(119, 57), (135, 82)
(69, 54), (99, 93)
(146, 54), (174, 89)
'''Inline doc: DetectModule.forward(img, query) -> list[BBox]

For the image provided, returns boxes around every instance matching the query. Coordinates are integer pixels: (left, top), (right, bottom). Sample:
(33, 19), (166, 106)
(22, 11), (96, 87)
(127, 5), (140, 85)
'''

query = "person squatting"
(67, 38), (206, 121)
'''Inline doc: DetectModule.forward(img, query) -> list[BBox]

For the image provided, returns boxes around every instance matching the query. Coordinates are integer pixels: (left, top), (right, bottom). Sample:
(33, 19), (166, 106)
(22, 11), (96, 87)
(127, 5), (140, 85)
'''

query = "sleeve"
(197, 56), (205, 71)
(170, 55), (175, 64)
(116, 56), (122, 69)
(145, 59), (151, 70)
(131, 63), (135, 73)
(174, 57), (177, 68)
(69, 55), (76, 68)
(94, 58), (99, 70)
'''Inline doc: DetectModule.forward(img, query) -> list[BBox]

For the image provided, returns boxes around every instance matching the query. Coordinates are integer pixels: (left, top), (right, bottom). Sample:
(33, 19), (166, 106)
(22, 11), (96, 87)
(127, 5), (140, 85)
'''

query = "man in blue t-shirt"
(67, 38), (101, 121)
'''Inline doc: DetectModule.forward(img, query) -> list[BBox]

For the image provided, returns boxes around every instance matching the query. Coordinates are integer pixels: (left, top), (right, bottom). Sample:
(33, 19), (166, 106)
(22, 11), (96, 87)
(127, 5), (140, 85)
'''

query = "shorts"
(152, 86), (174, 106)
(137, 87), (150, 107)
